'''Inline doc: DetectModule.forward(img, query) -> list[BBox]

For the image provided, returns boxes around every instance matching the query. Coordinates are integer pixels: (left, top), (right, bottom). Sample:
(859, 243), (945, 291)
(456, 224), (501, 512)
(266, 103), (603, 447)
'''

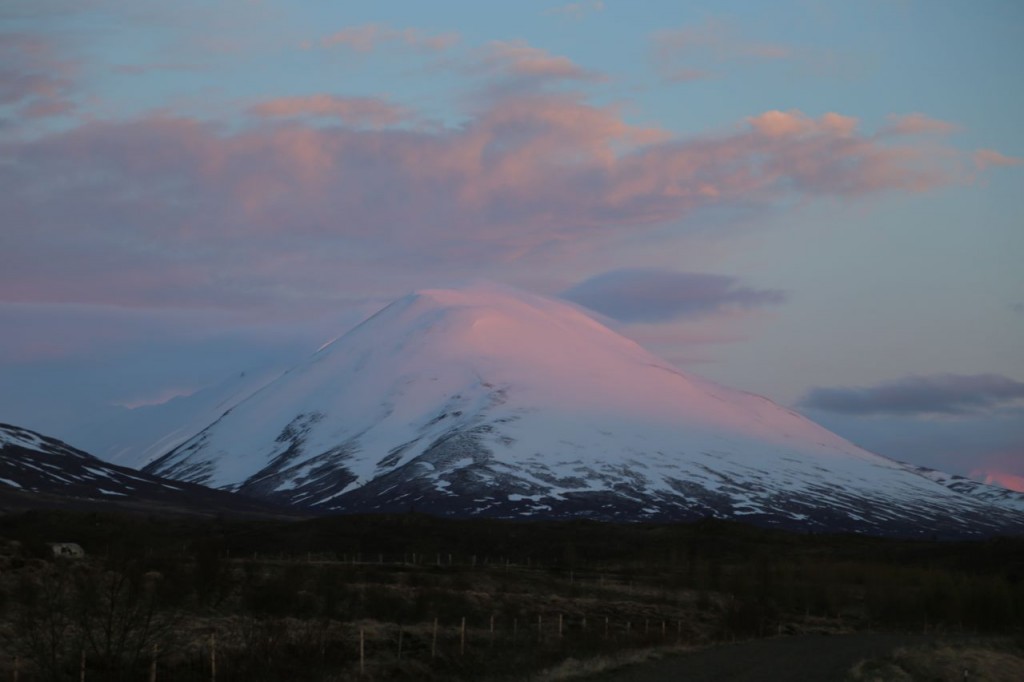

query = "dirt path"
(586, 633), (937, 682)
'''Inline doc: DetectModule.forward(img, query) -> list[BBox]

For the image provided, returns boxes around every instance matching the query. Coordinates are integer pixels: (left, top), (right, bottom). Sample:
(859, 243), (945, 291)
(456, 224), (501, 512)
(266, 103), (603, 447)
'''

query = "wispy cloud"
(469, 41), (606, 95)
(799, 374), (1024, 416)
(562, 269), (786, 323)
(652, 18), (792, 82)
(654, 19), (792, 62)
(880, 113), (959, 136)
(485, 41), (597, 80)
(250, 95), (411, 127)
(973, 148), (1022, 170)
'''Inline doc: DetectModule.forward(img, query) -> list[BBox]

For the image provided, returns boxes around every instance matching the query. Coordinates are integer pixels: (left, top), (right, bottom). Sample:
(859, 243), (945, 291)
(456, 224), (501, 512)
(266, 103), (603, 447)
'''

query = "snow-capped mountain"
(139, 285), (1021, 537)
(0, 423), (298, 516)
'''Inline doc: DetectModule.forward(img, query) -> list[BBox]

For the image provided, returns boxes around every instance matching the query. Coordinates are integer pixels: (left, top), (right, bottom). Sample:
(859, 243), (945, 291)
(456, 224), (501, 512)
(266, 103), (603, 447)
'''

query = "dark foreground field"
(0, 511), (1021, 681)
(588, 633), (1024, 682)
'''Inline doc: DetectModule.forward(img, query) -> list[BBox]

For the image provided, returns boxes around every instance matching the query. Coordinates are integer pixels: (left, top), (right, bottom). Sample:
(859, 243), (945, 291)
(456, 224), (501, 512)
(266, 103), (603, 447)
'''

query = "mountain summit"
(143, 284), (1022, 536)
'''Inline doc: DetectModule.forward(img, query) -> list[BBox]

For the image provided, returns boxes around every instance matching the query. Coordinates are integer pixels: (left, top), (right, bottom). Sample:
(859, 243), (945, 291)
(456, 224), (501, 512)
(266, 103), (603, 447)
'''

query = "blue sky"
(2, 0), (1022, 488)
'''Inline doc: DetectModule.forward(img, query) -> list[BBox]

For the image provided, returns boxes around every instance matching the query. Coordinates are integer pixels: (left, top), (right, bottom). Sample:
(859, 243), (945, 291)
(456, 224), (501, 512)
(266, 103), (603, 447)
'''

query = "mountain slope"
(0, 423), (301, 517)
(143, 285), (1022, 537)
(67, 365), (288, 469)
(908, 466), (1024, 513)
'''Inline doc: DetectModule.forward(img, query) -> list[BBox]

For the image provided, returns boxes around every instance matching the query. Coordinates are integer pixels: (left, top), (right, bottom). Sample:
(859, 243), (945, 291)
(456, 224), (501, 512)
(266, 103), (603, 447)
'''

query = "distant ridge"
(0, 423), (302, 518)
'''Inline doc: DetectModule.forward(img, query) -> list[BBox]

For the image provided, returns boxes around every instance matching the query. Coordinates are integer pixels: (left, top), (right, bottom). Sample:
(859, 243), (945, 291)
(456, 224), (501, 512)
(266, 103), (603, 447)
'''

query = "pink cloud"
(470, 42), (605, 96)
(974, 148), (1022, 170)
(250, 95), (410, 126)
(819, 112), (859, 137)
(321, 24), (382, 51)
(971, 468), (1024, 493)
(0, 99), (978, 309)
(747, 110), (812, 137)
(319, 24), (458, 53)
(485, 41), (597, 80)
(882, 113), (959, 136)
(748, 110), (858, 138)
(741, 109), (954, 195)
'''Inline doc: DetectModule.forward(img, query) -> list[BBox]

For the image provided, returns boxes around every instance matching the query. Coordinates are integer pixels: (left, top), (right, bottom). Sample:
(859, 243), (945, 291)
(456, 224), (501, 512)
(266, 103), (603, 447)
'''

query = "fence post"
(513, 618), (518, 644)
(359, 628), (365, 676)
(489, 614), (495, 646)
(604, 616), (609, 639)
(558, 613), (563, 638)
(431, 618), (438, 659)
(537, 614), (543, 643)
(460, 617), (466, 655)
(150, 644), (159, 682)
(210, 633), (216, 682)
(397, 626), (403, 661)
(79, 649), (85, 682)
(582, 615), (587, 632)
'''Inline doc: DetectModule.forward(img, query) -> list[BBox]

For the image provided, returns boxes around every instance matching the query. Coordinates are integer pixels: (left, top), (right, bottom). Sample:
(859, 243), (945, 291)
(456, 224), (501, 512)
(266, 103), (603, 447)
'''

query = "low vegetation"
(0, 511), (1021, 681)
(847, 639), (1024, 682)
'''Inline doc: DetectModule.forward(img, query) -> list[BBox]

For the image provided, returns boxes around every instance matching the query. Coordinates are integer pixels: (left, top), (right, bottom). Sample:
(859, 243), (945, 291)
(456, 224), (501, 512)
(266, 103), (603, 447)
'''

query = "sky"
(2, 0), (1022, 491)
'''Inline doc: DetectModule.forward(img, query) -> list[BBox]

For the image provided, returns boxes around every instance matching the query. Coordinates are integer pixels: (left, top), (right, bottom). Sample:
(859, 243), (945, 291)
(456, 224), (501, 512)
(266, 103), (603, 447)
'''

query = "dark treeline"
(1, 511), (1021, 681)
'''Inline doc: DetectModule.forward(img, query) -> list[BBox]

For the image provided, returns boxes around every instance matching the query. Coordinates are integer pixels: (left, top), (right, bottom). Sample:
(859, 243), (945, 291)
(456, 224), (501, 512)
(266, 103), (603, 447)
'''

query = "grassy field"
(1, 511), (1021, 681)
